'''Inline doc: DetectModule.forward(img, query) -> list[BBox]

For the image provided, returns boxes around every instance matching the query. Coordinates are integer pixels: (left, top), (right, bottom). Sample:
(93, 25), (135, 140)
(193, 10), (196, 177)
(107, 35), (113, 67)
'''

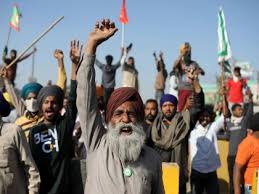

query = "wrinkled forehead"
(113, 101), (136, 113)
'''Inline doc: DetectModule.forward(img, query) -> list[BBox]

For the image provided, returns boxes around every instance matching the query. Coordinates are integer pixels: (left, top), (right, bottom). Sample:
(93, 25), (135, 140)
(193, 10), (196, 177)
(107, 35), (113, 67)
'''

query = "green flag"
(223, 61), (232, 73)
(9, 4), (21, 32)
(218, 7), (232, 62)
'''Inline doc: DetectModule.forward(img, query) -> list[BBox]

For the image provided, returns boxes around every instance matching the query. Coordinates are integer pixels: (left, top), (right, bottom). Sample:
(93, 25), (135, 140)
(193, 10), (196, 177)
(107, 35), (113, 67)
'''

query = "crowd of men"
(0, 19), (258, 194)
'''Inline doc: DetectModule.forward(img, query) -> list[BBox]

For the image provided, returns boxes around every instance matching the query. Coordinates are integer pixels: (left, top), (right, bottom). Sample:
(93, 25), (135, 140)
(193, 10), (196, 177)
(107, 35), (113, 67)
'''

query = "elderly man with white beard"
(76, 19), (165, 194)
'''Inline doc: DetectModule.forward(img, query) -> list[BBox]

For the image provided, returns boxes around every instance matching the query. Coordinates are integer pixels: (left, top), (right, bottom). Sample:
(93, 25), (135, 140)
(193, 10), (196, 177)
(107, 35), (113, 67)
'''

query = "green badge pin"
(123, 167), (132, 177)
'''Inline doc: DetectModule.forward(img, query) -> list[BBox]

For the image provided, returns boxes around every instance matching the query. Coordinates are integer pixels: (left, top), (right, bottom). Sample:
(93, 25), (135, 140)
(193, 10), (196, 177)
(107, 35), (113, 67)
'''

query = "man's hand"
(126, 43), (133, 53)
(153, 52), (156, 57)
(54, 49), (64, 61)
(0, 66), (11, 80)
(159, 51), (164, 60)
(153, 52), (158, 61)
(3, 46), (8, 56)
(0, 67), (7, 78)
(187, 67), (198, 81)
(85, 19), (118, 55)
(70, 40), (83, 65)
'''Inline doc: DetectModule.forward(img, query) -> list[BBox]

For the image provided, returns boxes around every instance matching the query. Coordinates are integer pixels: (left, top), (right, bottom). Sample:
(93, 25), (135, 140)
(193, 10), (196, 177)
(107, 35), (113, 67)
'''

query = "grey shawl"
(151, 111), (190, 150)
(151, 111), (191, 185)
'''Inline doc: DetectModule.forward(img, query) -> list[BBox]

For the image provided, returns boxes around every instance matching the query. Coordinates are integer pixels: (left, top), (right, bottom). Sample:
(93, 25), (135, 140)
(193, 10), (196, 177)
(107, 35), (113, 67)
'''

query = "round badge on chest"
(123, 167), (132, 177)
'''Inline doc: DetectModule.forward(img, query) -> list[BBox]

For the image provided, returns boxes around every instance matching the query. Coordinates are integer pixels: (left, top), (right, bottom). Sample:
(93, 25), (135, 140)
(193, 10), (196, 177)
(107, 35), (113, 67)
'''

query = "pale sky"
(0, 0), (258, 100)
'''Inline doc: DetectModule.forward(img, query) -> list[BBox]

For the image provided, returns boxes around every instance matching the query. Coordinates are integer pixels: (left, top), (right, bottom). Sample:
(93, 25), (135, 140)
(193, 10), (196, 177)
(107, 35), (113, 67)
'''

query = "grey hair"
(106, 122), (146, 163)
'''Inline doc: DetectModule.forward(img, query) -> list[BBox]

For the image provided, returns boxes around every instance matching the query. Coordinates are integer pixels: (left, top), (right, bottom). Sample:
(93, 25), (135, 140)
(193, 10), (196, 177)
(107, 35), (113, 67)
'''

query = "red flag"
(119, 0), (128, 24)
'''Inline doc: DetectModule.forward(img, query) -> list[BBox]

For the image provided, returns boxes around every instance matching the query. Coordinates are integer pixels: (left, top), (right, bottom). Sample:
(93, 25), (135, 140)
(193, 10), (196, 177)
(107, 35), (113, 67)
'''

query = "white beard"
(106, 122), (146, 163)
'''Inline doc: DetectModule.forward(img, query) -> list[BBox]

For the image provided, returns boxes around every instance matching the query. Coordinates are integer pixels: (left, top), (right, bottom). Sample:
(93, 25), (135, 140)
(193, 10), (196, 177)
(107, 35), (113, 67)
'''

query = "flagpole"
(6, 16), (64, 69)
(121, 23), (125, 48)
(221, 60), (227, 130)
(6, 27), (12, 47)
(31, 46), (36, 80)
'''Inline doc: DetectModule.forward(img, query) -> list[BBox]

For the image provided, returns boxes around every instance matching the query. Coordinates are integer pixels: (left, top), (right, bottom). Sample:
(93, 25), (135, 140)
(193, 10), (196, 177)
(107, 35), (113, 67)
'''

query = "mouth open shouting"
(120, 126), (133, 135)
(46, 109), (55, 117)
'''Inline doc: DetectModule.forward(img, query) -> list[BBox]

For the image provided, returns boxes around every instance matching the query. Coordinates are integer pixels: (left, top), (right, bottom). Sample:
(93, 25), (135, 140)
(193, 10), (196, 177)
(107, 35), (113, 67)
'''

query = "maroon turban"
(106, 87), (144, 123)
(178, 89), (193, 112)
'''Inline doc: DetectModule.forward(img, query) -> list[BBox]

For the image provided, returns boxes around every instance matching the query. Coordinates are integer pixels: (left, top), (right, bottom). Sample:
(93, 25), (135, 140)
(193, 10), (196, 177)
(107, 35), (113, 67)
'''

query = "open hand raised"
(186, 66), (198, 81)
(85, 19), (118, 55)
(89, 19), (117, 45)
(70, 40), (83, 65)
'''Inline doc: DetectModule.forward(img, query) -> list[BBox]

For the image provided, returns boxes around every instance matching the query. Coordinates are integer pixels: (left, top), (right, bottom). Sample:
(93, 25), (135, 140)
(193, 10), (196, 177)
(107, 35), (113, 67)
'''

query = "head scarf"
(0, 91), (10, 117)
(37, 85), (64, 111)
(178, 89), (193, 112)
(106, 87), (144, 123)
(21, 82), (43, 100)
(160, 94), (178, 108)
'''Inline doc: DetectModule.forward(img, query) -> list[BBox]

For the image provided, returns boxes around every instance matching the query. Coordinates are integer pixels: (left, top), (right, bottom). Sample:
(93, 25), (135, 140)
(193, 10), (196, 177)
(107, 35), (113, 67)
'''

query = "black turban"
(37, 85), (64, 110)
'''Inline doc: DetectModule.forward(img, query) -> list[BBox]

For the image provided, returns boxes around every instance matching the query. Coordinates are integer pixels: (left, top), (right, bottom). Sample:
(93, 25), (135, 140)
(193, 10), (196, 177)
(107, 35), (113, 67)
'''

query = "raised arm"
(113, 48), (124, 69)
(0, 67), (25, 116)
(120, 47), (128, 68)
(210, 92), (230, 134)
(222, 80), (231, 118)
(95, 58), (104, 69)
(64, 40), (81, 124)
(120, 42), (132, 66)
(186, 69), (205, 125)
(153, 51), (158, 64)
(243, 91), (253, 124)
(17, 47), (37, 62)
(54, 49), (67, 91)
(2, 46), (8, 62)
(172, 56), (182, 73)
(76, 19), (118, 152)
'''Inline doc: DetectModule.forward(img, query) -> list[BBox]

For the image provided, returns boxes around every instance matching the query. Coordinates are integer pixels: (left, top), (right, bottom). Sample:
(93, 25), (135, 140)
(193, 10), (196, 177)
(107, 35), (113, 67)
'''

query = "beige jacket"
(0, 119), (40, 194)
(77, 55), (164, 194)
